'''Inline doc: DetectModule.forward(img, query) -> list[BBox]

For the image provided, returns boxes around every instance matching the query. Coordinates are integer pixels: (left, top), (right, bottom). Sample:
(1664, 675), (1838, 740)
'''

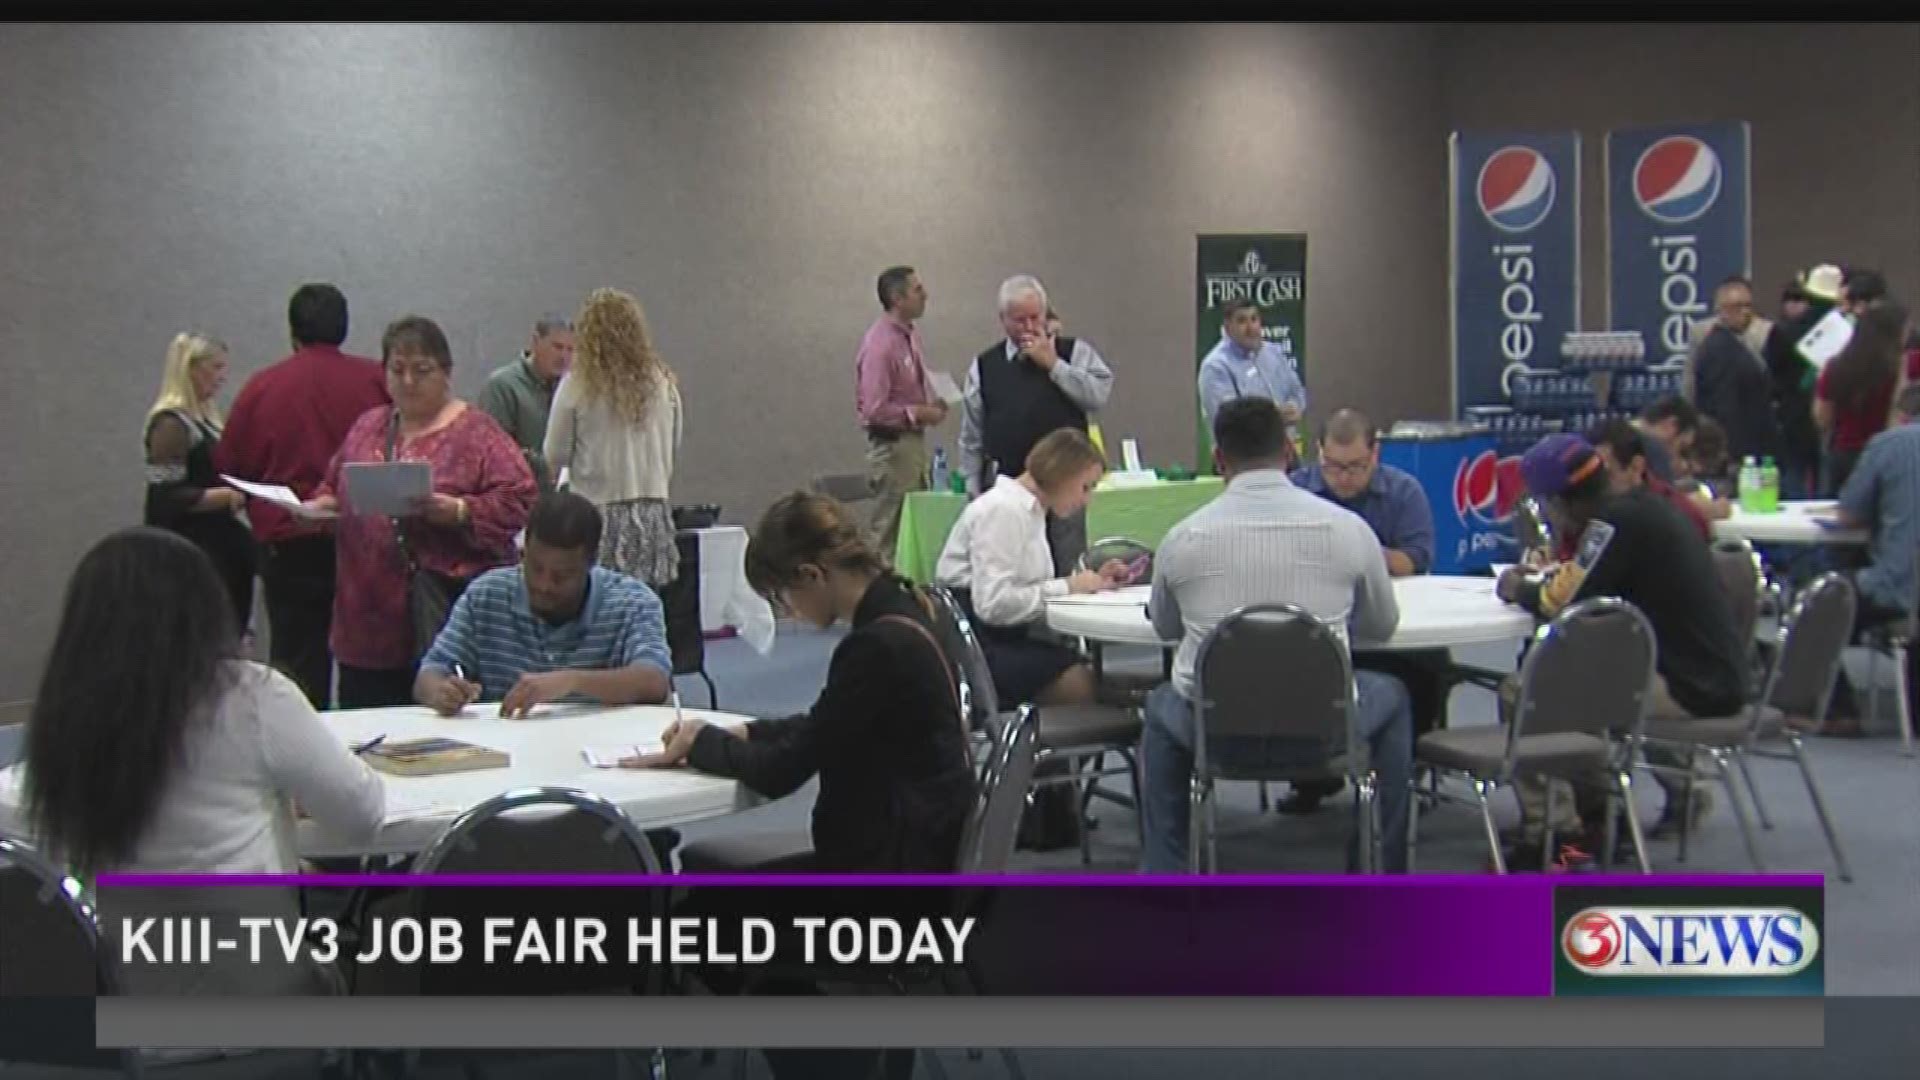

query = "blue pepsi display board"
(1377, 428), (1513, 575)
(1606, 121), (1751, 368)
(1450, 131), (1582, 414)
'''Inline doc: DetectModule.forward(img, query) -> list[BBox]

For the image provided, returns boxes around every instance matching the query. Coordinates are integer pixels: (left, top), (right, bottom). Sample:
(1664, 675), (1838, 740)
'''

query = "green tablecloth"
(893, 477), (1226, 583)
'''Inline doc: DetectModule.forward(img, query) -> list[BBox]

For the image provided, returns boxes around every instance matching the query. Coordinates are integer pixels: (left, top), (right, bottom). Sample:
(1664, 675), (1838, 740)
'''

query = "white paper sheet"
(581, 744), (664, 769)
(1121, 438), (1144, 473)
(1796, 309), (1854, 368)
(342, 461), (432, 516)
(220, 475), (304, 509)
(927, 371), (964, 406)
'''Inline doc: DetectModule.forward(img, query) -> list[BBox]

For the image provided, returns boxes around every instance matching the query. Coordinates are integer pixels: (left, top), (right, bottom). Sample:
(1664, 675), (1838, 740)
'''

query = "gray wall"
(0, 23), (1449, 702)
(1441, 23), (1920, 331)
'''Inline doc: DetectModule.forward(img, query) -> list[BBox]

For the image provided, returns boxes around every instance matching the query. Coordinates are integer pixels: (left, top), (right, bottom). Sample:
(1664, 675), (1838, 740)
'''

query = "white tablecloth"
(696, 526), (776, 653)
(1045, 575), (1536, 653)
(0, 703), (754, 861)
(1713, 501), (1868, 546)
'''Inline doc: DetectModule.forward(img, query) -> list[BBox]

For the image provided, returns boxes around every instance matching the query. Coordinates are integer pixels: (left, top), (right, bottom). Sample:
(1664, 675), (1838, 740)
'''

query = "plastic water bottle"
(930, 445), (950, 494)
(1760, 457), (1780, 512)
(1739, 457), (1760, 512)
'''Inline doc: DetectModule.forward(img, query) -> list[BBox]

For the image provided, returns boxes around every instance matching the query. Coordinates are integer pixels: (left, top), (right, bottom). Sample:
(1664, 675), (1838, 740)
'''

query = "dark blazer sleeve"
(144, 412), (204, 528)
(685, 630), (891, 799)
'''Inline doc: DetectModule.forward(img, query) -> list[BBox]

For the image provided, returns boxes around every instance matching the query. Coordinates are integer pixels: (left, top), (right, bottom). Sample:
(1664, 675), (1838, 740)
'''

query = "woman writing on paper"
(544, 288), (683, 588)
(934, 427), (1126, 709)
(300, 316), (537, 708)
(15, 530), (383, 991)
(143, 332), (257, 632)
(634, 492), (975, 873)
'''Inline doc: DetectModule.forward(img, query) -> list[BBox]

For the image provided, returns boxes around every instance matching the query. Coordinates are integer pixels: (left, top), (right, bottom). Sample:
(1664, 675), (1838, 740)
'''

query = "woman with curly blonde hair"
(545, 288), (684, 586)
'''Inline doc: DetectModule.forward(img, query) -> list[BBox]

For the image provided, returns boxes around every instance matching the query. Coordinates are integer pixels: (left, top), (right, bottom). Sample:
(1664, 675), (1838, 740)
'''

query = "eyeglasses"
(386, 362), (442, 382)
(1320, 459), (1371, 477)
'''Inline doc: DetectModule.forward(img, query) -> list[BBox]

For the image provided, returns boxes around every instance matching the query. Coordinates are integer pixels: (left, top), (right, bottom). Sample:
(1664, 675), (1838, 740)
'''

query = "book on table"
(358, 737), (510, 776)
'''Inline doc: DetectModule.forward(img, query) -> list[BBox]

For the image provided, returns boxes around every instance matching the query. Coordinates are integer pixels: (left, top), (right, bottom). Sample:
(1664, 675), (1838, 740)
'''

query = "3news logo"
(1553, 887), (1824, 996)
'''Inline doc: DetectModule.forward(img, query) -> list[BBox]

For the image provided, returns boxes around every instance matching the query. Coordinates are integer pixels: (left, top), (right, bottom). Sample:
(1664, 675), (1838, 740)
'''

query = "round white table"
(1713, 501), (1868, 546)
(1045, 575), (1537, 652)
(0, 702), (754, 861)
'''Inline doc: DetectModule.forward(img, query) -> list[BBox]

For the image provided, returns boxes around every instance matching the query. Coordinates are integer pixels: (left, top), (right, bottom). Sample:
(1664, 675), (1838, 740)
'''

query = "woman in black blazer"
(636, 491), (975, 872)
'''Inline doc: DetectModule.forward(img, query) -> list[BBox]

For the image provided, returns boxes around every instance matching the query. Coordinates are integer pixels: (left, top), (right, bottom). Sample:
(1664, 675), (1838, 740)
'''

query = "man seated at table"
(1139, 397), (1413, 873)
(1587, 418), (1714, 543)
(1636, 395), (1700, 485)
(415, 491), (673, 717)
(1282, 407), (1444, 815)
(1495, 434), (1749, 863)
(1817, 384), (1920, 736)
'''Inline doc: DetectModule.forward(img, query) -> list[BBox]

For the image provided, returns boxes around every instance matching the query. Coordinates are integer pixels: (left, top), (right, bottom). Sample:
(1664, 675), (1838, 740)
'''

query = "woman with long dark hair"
(1814, 302), (1910, 494)
(19, 528), (384, 881)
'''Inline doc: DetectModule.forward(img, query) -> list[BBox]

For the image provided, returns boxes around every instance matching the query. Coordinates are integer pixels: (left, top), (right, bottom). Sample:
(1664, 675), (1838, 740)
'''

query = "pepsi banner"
(1606, 122), (1752, 368)
(1451, 131), (1582, 413)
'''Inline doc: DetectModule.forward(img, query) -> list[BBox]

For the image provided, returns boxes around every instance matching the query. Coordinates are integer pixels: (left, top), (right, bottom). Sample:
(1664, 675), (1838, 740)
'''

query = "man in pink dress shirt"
(854, 265), (947, 553)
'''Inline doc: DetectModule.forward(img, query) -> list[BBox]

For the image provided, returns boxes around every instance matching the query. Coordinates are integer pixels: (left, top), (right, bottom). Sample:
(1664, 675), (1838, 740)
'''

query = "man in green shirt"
(478, 313), (574, 491)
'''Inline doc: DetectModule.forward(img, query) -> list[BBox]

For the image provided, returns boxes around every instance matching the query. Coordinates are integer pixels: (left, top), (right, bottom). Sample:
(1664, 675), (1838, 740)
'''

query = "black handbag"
(386, 409), (468, 660)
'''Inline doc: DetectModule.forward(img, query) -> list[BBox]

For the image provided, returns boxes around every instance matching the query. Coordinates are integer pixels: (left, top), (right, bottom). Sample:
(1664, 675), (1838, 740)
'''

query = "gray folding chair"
(0, 835), (143, 1078)
(1411, 597), (1657, 874)
(391, 789), (668, 1079)
(716, 707), (1037, 1080)
(1636, 572), (1856, 881)
(1860, 542), (1919, 757)
(1077, 536), (1153, 579)
(925, 585), (1143, 865)
(1190, 604), (1378, 874)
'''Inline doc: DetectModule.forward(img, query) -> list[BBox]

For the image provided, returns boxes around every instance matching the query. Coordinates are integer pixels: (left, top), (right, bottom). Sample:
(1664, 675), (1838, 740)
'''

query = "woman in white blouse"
(545, 288), (685, 588)
(935, 427), (1127, 706)
(15, 528), (385, 990)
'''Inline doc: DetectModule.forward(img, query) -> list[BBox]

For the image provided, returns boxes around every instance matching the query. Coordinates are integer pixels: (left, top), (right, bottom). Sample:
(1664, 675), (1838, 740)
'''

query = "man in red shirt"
(216, 284), (389, 708)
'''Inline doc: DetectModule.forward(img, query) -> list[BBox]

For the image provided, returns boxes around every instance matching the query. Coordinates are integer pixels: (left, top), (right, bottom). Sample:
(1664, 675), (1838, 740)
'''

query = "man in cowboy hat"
(1762, 264), (1845, 499)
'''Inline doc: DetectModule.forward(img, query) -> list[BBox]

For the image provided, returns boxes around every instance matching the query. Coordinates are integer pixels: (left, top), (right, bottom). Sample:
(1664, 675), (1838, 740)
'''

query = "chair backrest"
(810, 473), (874, 504)
(1193, 604), (1354, 775)
(659, 530), (705, 675)
(1078, 536), (1154, 581)
(1710, 537), (1764, 675)
(416, 786), (663, 876)
(1763, 572), (1857, 722)
(0, 835), (105, 997)
(924, 584), (1000, 731)
(410, 788), (665, 996)
(1510, 596), (1658, 748)
(954, 704), (1038, 875)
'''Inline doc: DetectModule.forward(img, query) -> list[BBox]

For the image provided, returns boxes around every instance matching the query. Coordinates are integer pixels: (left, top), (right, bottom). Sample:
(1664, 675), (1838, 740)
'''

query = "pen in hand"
(352, 735), (386, 755)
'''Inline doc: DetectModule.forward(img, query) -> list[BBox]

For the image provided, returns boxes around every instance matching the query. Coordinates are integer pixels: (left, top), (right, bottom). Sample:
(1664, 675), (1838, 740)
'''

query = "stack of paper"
(581, 744), (665, 769)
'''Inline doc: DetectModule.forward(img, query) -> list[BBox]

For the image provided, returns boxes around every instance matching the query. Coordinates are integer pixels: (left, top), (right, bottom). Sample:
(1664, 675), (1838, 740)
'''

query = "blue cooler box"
(1377, 422), (1516, 575)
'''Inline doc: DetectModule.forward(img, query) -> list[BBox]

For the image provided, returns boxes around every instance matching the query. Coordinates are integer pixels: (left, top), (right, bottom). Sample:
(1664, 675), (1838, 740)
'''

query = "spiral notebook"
(358, 737), (510, 777)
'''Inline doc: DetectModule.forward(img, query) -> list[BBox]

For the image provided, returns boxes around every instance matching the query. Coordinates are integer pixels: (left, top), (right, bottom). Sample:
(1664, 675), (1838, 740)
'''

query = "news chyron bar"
(71, 872), (1824, 1000)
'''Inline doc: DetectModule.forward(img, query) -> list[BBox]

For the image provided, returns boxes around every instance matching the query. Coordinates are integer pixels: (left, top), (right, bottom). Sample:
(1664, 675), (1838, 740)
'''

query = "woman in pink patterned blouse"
(301, 316), (537, 708)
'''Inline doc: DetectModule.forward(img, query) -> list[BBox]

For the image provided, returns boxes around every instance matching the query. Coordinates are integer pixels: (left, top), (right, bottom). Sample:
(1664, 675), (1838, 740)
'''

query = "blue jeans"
(1138, 674), (1413, 874)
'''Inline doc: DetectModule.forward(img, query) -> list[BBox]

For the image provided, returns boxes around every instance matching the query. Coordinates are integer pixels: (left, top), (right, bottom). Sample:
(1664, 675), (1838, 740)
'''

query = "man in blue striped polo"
(415, 491), (673, 717)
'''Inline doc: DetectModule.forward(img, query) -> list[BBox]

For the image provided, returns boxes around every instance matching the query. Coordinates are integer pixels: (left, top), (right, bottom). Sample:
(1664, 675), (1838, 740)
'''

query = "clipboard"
(343, 460), (432, 516)
(359, 737), (510, 777)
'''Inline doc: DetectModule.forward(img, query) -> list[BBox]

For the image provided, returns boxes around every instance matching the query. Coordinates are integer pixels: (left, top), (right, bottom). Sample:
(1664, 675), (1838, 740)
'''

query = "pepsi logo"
(1561, 906), (1819, 977)
(1633, 136), (1722, 225)
(1452, 451), (1526, 525)
(1476, 146), (1557, 234)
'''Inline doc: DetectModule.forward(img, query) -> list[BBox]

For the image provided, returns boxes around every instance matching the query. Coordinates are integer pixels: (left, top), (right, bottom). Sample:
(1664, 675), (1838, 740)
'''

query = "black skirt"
(951, 588), (1080, 706)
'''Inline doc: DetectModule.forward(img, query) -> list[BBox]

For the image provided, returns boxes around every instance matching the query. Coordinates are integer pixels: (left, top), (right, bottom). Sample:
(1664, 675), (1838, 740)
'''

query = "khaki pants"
(865, 431), (928, 557)
(1509, 673), (1701, 839)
